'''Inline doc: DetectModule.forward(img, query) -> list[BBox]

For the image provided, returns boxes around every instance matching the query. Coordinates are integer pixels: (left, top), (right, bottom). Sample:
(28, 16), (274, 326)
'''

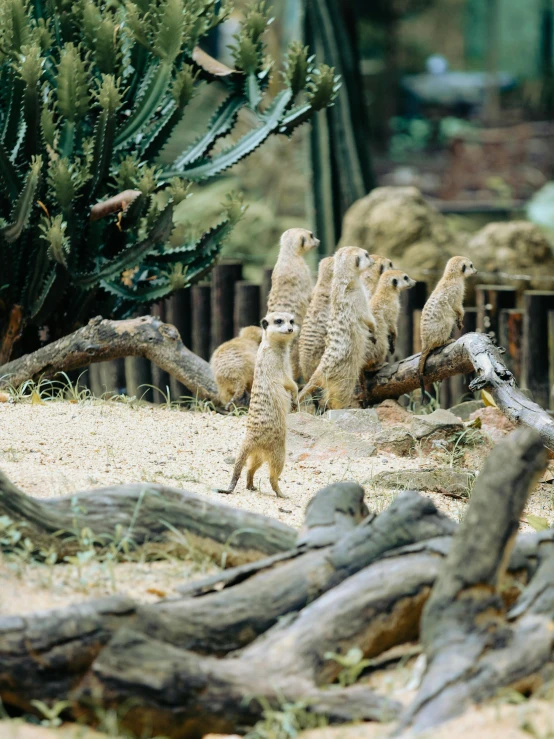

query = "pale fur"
(210, 325), (263, 406)
(222, 312), (298, 497)
(298, 247), (375, 410)
(419, 256), (477, 394)
(363, 254), (394, 297)
(365, 269), (415, 370)
(298, 256), (334, 381)
(267, 227), (320, 378)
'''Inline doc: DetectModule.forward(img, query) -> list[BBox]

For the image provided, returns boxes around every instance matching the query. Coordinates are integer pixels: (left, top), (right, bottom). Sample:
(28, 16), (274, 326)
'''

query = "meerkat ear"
(261, 318), (268, 330)
(355, 256), (360, 268)
(392, 277), (398, 287)
(380, 264), (385, 274)
(300, 236), (305, 247)
(462, 264), (466, 273)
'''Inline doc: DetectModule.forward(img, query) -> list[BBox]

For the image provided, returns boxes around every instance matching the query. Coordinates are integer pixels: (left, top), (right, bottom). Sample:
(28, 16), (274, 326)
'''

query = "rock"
(287, 413), (376, 463)
(325, 408), (381, 434)
(469, 406), (516, 442)
(372, 468), (476, 496)
(0, 392), (9, 403)
(448, 400), (485, 421)
(374, 399), (413, 426)
(373, 426), (415, 456)
(411, 409), (463, 440)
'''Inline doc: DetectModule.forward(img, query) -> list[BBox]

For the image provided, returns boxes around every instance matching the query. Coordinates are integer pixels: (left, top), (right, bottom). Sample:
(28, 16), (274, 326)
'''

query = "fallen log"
(2, 320), (553, 449)
(0, 315), (218, 400)
(365, 332), (554, 451)
(0, 469), (296, 563)
(398, 427), (551, 734)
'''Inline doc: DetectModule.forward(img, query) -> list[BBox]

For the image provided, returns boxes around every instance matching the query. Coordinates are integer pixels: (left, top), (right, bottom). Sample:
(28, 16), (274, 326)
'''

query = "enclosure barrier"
(84, 265), (554, 411)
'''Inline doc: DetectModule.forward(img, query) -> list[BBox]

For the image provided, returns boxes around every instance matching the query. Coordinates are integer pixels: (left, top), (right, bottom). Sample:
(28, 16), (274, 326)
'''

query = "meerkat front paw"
(456, 318), (464, 331)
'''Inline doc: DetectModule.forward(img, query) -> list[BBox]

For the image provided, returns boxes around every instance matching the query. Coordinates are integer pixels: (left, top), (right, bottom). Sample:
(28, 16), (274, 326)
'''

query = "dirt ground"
(1, 398), (553, 738)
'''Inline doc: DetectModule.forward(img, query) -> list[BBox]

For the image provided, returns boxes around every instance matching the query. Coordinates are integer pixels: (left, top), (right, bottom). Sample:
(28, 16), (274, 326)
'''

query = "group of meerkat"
(213, 227), (476, 496)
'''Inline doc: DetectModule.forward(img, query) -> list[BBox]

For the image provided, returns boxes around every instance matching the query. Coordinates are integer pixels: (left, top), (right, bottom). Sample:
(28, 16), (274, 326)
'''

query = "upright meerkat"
(419, 256), (477, 398)
(365, 269), (415, 371)
(267, 228), (320, 378)
(219, 312), (298, 498)
(298, 247), (375, 410)
(363, 255), (394, 296)
(298, 256), (334, 381)
(210, 325), (263, 408)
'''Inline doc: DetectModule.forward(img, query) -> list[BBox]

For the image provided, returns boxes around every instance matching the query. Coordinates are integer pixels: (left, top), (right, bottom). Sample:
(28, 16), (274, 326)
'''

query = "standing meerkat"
(267, 228), (320, 378)
(298, 247), (375, 410)
(298, 256), (334, 381)
(365, 269), (415, 371)
(363, 255), (394, 296)
(419, 256), (477, 398)
(219, 312), (298, 498)
(210, 325), (263, 408)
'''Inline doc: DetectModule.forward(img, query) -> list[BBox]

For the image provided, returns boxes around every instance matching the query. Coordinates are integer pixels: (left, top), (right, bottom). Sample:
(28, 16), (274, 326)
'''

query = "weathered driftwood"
(0, 315), (218, 400)
(2, 320), (553, 449)
(0, 469), (296, 563)
(365, 332), (554, 450)
(398, 427), (551, 734)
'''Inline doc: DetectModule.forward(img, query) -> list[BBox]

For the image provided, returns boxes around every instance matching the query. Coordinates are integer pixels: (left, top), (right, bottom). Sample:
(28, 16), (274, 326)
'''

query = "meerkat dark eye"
(462, 264), (466, 273)
(392, 278), (398, 287)
(275, 318), (283, 325)
(290, 318), (294, 324)
(404, 275), (408, 280)
(309, 232), (313, 239)
(261, 318), (268, 330)
(470, 263), (473, 268)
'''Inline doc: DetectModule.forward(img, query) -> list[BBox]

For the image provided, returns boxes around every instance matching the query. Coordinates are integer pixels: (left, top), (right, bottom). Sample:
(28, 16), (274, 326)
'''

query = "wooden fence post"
(124, 357), (153, 402)
(234, 282), (261, 335)
(549, 311), (554, 411)
(260, 266), (273, 320)
(211, 262), (243, 353)
(165, 289), (192, 401)
(499, 308), (523, 381)
(397, 281), (427, 360)
(150, 301), (170, 403)
(192, 283), (211, 361)
(476, 284), (516, 341)
(522, 291), (554, 408)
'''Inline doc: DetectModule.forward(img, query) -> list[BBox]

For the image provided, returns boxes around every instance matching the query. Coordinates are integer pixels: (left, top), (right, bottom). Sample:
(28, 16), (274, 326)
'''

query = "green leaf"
(2, 155), (41, 243)
(114, 60), (172, 148)
(526, 514), (550, 532)
(173, 94), (243, 169)
(75, 201), (175, 288)
(173, 88), (293, 181)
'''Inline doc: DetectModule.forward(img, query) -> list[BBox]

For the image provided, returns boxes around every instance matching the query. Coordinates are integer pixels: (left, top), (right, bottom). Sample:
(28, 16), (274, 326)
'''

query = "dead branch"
(398, 427), (551, 734)
(365, 332), (554, 451)
(0, 315), (218, 400)
(0, 468), (296, 563)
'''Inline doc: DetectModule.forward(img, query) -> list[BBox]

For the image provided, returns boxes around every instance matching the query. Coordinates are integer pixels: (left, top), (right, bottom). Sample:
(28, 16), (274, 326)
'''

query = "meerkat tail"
(418, 349), (431, 404)
(298, 371), (322, 404)
(217, 442), (251, 494)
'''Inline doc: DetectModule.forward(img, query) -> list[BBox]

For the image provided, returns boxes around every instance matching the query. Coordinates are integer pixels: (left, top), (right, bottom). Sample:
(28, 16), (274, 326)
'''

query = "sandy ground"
(1, 399), (554, 739)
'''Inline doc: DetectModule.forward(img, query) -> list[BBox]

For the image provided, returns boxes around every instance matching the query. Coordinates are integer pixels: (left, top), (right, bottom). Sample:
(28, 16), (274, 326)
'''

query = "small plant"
(244, 695), (328, 739)
(30, 699), (72, 728)
(324, 646), (374, 687)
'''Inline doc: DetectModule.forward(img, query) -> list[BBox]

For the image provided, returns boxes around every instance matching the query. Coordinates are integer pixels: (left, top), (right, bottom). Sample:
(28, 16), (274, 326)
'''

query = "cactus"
(0, 0), (338, 358)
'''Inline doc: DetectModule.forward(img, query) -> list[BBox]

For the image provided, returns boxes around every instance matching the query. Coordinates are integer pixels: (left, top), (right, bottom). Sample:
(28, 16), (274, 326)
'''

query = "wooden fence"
(84, 262), (554, 411)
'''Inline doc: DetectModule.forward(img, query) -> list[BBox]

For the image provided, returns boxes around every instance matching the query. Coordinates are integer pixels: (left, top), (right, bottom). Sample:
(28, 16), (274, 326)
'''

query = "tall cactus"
(0, 0), (338, 359)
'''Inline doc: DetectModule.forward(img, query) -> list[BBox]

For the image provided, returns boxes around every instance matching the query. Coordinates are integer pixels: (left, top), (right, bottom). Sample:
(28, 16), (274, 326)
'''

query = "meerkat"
(298, 247), (375, 410)
(210, 325), (263, 408)
(363, 255), (395, 296)
(419, 256), (477, 399)
(267, 227), (320, 378)
(218, 312), (298, 498)
(298, 256), (334, 381)
(365, 269), (416, 371)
